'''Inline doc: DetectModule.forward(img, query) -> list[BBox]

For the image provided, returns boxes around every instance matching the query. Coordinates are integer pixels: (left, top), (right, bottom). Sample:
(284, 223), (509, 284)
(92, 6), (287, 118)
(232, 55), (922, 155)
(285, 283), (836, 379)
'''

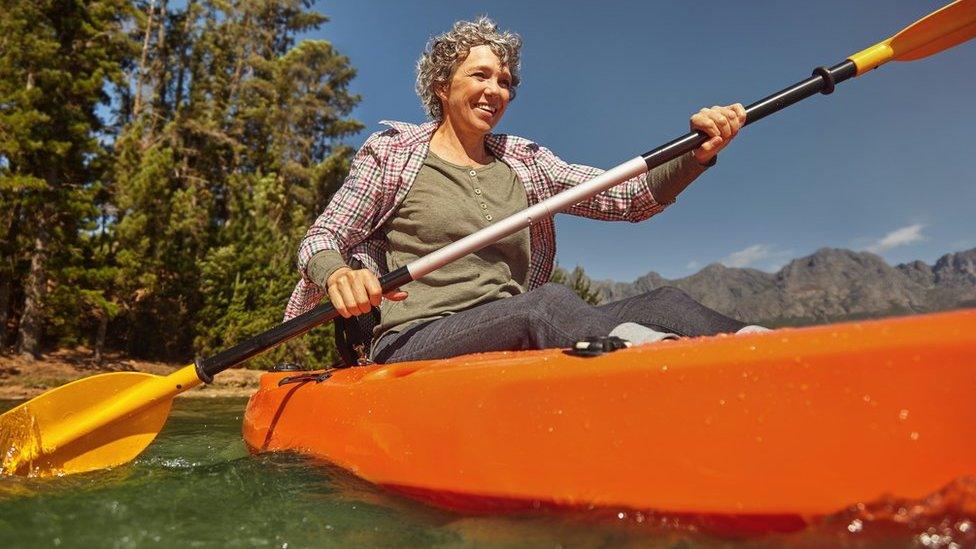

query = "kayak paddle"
(2, 0), (973, 478)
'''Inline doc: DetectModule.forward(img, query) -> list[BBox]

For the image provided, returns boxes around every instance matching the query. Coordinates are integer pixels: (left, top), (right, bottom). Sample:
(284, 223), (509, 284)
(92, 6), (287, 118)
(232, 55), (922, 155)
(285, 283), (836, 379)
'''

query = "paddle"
(2, 0), (973, 478)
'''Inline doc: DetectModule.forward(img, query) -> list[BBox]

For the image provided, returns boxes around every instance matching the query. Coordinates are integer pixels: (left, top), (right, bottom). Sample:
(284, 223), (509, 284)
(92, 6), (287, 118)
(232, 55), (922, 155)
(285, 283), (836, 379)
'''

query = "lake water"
(0, 398), (969, 548)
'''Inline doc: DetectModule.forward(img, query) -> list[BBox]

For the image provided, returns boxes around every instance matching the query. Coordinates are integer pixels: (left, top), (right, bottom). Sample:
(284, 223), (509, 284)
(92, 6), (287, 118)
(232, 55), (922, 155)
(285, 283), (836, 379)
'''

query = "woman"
(285, 17), (758, 364)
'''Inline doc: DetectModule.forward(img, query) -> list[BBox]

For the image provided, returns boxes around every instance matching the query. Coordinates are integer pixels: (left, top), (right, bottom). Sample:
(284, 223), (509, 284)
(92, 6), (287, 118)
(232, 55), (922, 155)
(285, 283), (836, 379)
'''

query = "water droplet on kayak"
(899, 409), (910, 420)
(617, 512), (626, 520)
(910, 431), (920, 441)
(847, 518), (863, 533)
(547, 427), (554, 433)
(660, 365), (668, 372)
(737, 392), (746, 401)
(718, 399), (726, 406)
(863, 394), (871, 403)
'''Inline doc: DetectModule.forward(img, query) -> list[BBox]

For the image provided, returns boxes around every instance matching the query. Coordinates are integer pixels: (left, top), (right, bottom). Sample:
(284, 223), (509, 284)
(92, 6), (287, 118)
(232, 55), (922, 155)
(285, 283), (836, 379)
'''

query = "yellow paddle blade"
(850, 0), (976, 74)
(0, 365), (201, 477)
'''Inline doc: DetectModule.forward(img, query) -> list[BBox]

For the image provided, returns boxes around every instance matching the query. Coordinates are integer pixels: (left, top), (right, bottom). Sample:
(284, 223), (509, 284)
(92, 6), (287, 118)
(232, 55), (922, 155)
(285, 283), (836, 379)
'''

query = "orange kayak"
(243, 309), (976, 519)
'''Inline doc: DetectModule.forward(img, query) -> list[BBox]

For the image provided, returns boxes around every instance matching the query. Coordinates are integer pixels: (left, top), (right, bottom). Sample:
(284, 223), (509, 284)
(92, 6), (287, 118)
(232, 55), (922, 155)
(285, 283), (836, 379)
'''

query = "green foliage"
(551, 263), (603, 305)
(1, 0), (361, 368)
(0, 0), (134, 354)
(107, 0), (361, 365)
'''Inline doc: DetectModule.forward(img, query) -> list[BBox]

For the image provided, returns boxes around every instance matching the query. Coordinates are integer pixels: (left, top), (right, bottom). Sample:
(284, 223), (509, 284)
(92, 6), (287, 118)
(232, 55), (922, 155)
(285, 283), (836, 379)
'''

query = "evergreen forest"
(1, 0), (363, 369)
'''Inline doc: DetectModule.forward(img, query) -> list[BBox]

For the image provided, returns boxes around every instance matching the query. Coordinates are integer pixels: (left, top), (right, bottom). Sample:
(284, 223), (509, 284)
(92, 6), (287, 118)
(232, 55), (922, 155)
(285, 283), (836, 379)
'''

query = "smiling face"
(437, 44), (513, 138)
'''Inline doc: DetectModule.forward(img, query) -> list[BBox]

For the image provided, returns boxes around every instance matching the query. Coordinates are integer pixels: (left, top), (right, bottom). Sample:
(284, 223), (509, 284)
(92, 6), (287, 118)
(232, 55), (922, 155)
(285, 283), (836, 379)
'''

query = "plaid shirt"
(284, 120), (670, 320)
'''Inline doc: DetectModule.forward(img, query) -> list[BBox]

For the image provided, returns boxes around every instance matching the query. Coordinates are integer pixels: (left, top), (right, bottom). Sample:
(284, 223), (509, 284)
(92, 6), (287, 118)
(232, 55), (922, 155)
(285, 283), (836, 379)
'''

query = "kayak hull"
(243, 310), (976, 517)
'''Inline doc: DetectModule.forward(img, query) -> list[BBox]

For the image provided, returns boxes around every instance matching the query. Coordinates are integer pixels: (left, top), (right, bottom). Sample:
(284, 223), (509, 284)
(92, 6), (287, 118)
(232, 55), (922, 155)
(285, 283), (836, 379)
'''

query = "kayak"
(242, 309), (976, 519)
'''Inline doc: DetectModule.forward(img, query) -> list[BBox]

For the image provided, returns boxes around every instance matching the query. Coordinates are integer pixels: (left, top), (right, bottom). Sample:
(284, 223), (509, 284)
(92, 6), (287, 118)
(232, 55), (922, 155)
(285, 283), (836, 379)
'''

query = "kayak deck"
(243, 309), (976, 518)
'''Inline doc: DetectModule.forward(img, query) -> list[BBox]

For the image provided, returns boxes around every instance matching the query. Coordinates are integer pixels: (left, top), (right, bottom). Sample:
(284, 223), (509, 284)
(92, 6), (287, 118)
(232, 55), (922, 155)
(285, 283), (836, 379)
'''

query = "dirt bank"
(0, 348), (262, 400)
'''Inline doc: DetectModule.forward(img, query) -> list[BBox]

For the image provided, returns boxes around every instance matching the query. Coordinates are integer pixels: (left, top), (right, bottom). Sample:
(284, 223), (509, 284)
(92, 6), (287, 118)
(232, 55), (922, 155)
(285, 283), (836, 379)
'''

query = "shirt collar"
(378, 119), (534, 161)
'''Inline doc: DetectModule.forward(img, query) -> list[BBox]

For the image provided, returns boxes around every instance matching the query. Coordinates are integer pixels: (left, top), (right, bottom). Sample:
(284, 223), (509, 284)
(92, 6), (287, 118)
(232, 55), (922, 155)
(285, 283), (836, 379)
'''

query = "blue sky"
(310, 0), (975, 281)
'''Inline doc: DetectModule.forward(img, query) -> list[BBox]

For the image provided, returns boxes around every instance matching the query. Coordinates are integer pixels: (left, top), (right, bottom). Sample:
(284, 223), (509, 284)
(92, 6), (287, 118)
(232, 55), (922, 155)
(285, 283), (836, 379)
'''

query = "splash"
(0, 405), (44, 477)
(817, 476), (976, 546)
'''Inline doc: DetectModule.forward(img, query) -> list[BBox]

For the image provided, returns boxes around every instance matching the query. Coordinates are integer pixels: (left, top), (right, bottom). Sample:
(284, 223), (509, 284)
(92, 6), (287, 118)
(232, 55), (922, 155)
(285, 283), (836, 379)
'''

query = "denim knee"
(532, 283), (581, 315)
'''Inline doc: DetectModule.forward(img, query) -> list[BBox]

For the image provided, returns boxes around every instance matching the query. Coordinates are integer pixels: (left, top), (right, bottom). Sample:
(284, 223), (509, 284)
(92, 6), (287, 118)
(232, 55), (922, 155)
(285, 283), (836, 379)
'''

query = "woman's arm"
(297, 130), (409, 318)
(297, 134), (388, 288)
(535, 104), (745, 222)
(534, 147), (705, 223)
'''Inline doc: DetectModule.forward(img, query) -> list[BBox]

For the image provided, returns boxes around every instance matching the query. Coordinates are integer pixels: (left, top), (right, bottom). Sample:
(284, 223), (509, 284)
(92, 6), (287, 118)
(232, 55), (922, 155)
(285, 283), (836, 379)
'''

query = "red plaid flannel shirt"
(284, 120), (670, 320)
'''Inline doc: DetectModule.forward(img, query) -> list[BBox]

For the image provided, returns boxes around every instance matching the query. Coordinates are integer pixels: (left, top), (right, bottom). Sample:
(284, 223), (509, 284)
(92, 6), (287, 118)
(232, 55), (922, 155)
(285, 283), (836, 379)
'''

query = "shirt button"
(469, 170), (477, 177)
(485, 214), (493, 221)
(480, 203), (488, 210)
(474, 188), (482, 195)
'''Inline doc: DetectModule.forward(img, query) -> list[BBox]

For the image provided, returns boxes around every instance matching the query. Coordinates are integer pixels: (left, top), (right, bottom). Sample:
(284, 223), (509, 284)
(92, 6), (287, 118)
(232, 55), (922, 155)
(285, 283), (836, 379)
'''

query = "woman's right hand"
(326, 267), (408, 318)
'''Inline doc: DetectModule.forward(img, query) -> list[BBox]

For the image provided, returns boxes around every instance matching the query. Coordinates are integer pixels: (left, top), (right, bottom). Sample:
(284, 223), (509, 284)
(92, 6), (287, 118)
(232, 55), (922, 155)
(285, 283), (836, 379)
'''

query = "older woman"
(286, 17), (758, 364)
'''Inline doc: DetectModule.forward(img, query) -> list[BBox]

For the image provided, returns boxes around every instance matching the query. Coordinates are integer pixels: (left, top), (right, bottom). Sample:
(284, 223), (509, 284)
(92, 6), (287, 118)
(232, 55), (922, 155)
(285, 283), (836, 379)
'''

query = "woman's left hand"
(690, 103), (746, 165)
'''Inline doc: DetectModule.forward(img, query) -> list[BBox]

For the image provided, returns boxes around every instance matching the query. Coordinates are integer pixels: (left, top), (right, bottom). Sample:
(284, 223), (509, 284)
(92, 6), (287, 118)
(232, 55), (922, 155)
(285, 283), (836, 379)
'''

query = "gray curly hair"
(416, 16), (522, 120)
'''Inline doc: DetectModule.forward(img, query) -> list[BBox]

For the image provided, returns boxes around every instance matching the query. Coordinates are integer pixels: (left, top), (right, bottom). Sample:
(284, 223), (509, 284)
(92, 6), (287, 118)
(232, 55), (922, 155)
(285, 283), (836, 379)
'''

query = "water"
(0, 398), (970, 548)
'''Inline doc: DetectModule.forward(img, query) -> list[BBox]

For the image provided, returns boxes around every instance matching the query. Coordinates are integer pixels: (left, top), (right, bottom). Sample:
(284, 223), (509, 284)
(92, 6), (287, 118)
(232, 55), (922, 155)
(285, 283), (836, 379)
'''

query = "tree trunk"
(93, 309), (108, 364)
(142, 0), (168, 143)
(227, 9), (251, 106)
(172, 0), (196, 110)
(17, 226), (48, 359)
(0, 202), (19, 349)
(133, 0), (157, 118)
(0, 275), (11, 348)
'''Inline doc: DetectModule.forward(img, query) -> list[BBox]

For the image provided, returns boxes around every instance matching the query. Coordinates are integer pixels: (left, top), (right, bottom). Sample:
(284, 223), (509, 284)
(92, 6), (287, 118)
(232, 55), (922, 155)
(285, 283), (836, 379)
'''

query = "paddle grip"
(195, 266), (413, 382)
(639, 60), (856, 171)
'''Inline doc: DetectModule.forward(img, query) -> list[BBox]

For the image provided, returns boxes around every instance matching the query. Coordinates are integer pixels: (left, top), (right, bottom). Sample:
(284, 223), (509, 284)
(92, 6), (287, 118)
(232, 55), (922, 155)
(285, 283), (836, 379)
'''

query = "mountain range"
(592, 248), (976, 327)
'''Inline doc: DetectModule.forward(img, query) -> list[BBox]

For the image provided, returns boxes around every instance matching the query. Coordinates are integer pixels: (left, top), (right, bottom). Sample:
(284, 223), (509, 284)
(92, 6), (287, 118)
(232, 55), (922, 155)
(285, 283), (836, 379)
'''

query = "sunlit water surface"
(0, 398), (971, 548)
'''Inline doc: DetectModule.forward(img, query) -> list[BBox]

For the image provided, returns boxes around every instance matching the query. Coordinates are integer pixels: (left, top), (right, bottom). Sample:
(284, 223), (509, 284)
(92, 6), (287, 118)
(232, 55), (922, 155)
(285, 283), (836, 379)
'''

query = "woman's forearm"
(645, 151), (713, 204)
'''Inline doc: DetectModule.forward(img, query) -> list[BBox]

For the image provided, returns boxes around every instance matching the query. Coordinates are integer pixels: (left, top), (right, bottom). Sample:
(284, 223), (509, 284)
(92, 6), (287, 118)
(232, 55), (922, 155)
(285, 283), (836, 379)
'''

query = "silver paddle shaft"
(408, 156), (649, 280)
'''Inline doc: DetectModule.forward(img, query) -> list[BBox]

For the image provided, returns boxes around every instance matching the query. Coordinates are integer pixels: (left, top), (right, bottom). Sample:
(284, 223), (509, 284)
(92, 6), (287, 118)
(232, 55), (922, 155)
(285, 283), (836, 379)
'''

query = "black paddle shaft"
(194, 60), (857, 383)
(195, 267), (411, 382)
(639, 60), (856, 170)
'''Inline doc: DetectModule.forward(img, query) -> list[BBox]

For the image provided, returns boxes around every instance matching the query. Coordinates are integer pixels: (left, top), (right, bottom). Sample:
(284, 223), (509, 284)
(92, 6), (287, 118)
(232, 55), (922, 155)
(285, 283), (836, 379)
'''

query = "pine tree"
(110, 1), (361, 366)
(0, 0), (134, 358)
(551, 263), (603, 305)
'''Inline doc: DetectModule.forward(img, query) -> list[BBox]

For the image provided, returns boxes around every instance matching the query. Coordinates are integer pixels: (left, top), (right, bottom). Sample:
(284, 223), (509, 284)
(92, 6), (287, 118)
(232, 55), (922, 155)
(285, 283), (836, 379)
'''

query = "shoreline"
(0, 348), (262, 400)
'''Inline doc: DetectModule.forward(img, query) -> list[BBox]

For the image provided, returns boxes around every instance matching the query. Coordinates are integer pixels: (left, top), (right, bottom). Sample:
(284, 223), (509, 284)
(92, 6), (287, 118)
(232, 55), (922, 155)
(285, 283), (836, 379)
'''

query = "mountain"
(593, 248), (976, 327)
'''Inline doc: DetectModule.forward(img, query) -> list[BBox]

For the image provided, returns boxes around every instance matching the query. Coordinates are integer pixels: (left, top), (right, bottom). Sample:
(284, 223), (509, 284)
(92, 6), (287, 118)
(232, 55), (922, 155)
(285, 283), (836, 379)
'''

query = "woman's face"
(437, 44), (512, 136)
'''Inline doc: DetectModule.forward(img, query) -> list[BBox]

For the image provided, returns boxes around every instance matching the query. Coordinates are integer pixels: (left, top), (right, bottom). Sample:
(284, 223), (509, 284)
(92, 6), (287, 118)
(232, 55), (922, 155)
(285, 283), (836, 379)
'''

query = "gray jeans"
(372, 283), (746, 364)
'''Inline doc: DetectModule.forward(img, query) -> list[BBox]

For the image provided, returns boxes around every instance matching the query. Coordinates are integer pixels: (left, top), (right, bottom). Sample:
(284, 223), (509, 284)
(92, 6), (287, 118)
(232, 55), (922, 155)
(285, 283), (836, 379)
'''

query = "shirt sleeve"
(307, 250), (349, 288)
(296, 132), (389, 288)
(534, 146), (709, 223)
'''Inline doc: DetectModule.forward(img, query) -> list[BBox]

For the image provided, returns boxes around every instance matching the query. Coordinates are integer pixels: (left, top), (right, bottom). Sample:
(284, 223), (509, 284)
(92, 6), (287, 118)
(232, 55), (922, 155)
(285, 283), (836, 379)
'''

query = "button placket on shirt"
(470, 169), (492, 222)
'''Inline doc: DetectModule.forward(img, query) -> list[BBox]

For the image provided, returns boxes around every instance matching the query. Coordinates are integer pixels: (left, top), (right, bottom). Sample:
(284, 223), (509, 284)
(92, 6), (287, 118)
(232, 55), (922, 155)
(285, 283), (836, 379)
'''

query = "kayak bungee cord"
(1, 0), (974, 478)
